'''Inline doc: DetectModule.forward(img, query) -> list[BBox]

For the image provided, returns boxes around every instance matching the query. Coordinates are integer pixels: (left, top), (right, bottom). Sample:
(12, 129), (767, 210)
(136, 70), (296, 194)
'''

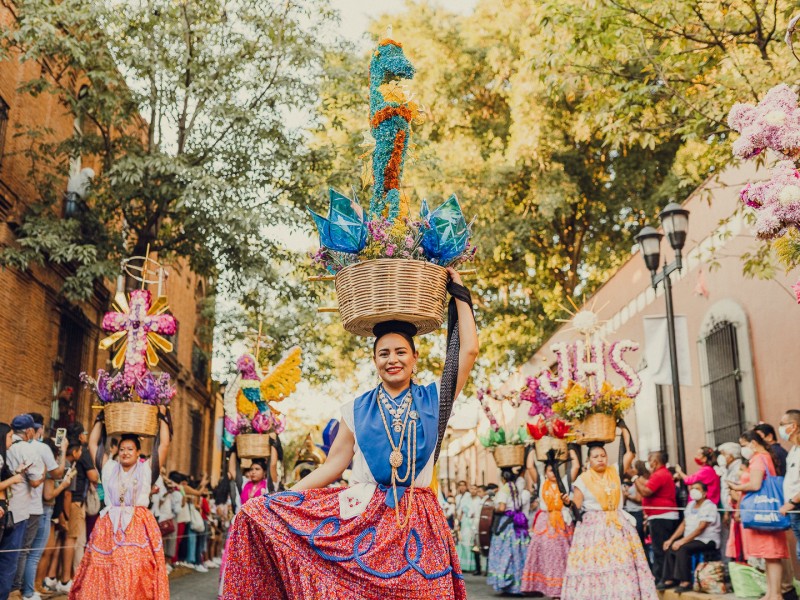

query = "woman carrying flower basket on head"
(70, 404), (172, 600)
(560, 439), (657, 600)
(222, 268), (478, 599)
(486, 467), (531, 594)
(521, 457), (575, 598)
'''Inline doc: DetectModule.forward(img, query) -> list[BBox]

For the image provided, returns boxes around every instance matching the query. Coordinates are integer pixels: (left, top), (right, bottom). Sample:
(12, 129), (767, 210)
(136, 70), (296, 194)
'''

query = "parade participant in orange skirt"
(521, 461), (574, 597)
(222, 270), (478, 599)
(70, 405), (171, 600)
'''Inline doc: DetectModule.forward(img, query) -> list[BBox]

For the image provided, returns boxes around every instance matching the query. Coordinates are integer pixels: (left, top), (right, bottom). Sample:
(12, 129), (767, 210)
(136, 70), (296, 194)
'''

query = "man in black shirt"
(755, 423), (788, 477)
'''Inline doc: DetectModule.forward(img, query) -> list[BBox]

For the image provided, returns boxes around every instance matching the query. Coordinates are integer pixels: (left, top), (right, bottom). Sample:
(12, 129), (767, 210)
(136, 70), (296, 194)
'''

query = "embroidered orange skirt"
(70, 507), (169, 600)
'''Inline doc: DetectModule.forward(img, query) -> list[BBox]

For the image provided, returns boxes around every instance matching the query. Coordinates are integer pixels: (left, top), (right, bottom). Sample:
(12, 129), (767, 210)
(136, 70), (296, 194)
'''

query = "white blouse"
(100, 459), (152, 533)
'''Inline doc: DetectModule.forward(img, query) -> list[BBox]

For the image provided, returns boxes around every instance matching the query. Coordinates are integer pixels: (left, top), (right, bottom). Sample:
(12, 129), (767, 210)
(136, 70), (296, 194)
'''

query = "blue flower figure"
(308, 188), (368, 254)
(420, 194), (470, 264)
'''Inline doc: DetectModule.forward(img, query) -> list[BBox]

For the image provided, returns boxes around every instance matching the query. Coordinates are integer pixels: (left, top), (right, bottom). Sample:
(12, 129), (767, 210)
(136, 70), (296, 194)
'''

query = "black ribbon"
(434, 280), (474, 463)
(617, 418), (636, 475)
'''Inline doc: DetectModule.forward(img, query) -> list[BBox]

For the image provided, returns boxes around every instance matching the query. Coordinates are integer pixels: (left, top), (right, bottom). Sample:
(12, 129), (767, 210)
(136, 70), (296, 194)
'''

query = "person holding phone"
(0, 414), (45, 600)
(13, 412), (67, 600)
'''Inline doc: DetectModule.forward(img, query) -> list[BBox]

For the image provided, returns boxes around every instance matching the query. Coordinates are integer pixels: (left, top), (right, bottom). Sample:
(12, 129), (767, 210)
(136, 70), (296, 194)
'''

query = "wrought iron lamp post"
(635, 203), (690, 469)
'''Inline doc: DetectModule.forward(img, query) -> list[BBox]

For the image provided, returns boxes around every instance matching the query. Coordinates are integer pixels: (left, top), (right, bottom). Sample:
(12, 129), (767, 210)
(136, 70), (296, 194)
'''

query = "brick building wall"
(0, 5), (215, 478)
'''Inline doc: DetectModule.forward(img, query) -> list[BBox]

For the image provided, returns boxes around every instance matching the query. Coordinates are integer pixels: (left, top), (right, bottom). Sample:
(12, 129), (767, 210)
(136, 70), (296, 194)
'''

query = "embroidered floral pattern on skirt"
(486, 522), (529, 594)
(561, 510), (657, 600)
(222, 487), (466, 599)
(521, 511), (573, 596)
(70, 507), (168, 600)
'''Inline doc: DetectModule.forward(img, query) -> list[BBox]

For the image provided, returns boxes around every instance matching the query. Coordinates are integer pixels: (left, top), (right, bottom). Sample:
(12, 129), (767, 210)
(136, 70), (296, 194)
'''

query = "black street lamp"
(635, 203), (690, 469)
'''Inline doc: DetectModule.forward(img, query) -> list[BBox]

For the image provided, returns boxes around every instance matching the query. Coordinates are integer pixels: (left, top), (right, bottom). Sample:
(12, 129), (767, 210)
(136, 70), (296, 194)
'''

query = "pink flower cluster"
(519, 377), (554, 419)
(102, 289), (177, 386)
(739, 160), (800, 239)
(728, 84), (800, 160)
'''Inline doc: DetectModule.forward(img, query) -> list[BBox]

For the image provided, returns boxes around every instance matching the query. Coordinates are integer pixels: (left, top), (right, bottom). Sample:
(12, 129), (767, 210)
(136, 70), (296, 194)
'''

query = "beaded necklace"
(377, 385), (419, 527)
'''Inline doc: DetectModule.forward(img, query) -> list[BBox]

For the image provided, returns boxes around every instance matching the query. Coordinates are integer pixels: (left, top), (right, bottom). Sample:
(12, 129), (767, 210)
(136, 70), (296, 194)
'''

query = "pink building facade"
(526, 159), (796, 463)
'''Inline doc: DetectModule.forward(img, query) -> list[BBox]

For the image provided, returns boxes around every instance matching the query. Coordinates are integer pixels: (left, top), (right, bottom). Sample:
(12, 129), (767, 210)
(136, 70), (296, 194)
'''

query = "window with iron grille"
(190, 409), (202, 476)
(0, 96), (8, 168)
(702, 320), (745, 445)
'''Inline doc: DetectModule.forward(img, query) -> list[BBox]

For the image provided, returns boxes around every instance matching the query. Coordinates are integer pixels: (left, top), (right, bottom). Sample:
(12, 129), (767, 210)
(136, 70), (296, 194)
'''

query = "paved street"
(168, 567), (549, 599)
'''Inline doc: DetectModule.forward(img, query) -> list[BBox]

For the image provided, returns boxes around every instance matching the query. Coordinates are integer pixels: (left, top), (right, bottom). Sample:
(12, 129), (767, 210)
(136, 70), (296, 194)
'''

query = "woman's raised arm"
(447, 267), (478, 400)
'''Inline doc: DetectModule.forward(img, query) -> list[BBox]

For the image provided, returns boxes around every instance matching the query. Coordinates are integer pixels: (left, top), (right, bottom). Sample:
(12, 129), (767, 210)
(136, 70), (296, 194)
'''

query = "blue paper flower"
(308, 188), (368, 254)
(420, 194), (470, 264)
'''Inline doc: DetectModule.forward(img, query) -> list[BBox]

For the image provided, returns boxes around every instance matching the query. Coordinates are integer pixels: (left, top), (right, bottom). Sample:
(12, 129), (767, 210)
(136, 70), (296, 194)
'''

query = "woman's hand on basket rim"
(446, 266), (463, 286)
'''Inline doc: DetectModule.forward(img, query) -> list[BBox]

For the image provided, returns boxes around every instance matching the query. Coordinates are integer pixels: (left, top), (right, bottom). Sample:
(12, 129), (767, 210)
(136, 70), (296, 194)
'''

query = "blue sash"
(353, 383), (438, 489)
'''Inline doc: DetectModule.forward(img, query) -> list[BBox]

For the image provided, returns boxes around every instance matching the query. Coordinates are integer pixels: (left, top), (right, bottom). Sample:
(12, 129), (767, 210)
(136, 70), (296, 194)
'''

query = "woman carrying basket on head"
(70, 406), (172, 600)
(560, 440), (657, 600)
(222, 268), (478, 599)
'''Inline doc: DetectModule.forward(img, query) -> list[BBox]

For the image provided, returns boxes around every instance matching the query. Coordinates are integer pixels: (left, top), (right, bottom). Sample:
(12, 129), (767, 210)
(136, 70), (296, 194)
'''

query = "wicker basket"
(573, 413), (617, 444)
(535, 436), (568, 462)
(237, 433), (272, 459)
(335, 259), (448, 337)
(105, 402), (158, 437)
(493, 444), (526, 468)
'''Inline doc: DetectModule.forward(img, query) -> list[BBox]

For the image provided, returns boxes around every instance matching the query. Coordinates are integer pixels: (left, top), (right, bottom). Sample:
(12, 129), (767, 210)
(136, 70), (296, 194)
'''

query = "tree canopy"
(0, 0), (332, 299)
(309, 0), (797, 367)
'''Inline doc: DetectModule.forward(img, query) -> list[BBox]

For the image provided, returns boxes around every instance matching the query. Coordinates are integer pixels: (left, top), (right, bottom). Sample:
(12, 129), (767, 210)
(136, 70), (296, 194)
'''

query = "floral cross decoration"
(99, 289), (177, 386)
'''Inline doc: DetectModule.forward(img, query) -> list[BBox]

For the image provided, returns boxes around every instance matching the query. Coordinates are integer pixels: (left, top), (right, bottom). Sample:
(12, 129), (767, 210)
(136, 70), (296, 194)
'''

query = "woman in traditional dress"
(222, 269), (477, 599)
(454, 485), (477, 572)
(70, 406), (171, 599)
(560, 442), (657, 600)
(487, 468), (531, 594)
(728, 431), (788, 600)
(521, 461), (573, 597)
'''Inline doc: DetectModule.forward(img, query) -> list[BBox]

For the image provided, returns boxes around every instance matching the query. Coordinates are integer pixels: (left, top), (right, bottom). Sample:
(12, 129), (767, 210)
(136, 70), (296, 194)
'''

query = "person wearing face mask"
(755, 423), (789, 477)
(633, 450), (679, 586)
(69, 406), (172, 599)
(657, 482), (721, 593)
(729, 431), (788, 600)
(716, 442), (743, 563)
(674, 446), (721, 506)
(779, 410), (800, 558)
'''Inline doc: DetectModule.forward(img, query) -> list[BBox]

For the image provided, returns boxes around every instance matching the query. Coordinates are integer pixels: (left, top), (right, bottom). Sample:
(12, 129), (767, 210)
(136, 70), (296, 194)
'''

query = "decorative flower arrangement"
(476, 388), (530, 448)
(83, 280), (178, 408)
(519, 376), (555, 419)
(80, 370), (175, 406)
(223, 347), (301, 449)
(308, 36), (476, 274)
(551, 381), (634, 423)
(99, 288), (177, 386)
